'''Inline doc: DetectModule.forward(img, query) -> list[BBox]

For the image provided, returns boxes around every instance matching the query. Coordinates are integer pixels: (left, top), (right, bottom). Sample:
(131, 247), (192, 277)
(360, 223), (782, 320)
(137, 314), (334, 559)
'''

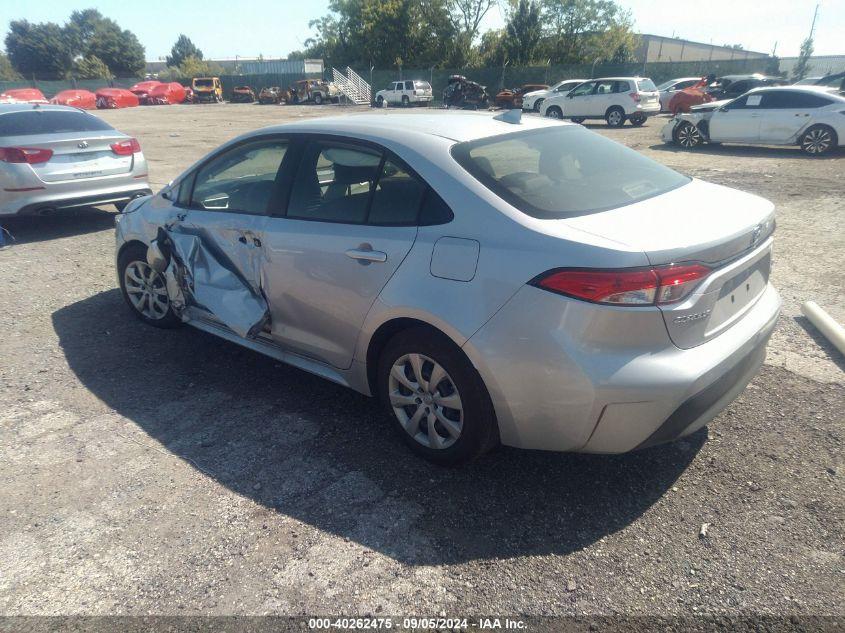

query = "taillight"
(531, 264), (710, 306)
(629, 92), (641, 102)
(111, 138), (141, 155)
(0, 147), (54, 164)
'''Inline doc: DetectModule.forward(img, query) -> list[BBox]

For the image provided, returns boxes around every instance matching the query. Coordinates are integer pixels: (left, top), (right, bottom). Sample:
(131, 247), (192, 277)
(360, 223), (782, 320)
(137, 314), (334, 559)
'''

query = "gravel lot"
(0, 103), (842, 618)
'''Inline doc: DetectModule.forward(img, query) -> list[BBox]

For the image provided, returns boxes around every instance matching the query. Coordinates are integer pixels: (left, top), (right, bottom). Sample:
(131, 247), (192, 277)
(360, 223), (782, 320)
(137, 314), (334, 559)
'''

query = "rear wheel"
(569, 117), (585, 124)
(378, 328), (498, 465)
(376, 95), (385, 108)
(118, 244), (180, 328)
(674, 121), (703, 149)
(605, 107), (625, 127)
(401, 95), (410, 107)
(314, 93), (323, 105)
(800, 125), (837, 156)
(546, 106), (563, 119)
(629, 113), (647, 126)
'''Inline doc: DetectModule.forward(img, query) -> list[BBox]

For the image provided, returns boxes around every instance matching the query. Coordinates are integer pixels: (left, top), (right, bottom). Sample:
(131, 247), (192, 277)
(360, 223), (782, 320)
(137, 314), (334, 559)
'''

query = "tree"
(478, 29), (506, 66)
(86, 24), (146, 77)
(504, 0), (542, 65)
(448, 0), (496, 65)
(0, 53), (23, 80)
(70, 54), (112, 79)
(540, 0), (635, 65)
(792, 36), (814, 81)
(65, 9), (106, 56)
(166, 35), (203, 68)
(4, 20), (73, 79)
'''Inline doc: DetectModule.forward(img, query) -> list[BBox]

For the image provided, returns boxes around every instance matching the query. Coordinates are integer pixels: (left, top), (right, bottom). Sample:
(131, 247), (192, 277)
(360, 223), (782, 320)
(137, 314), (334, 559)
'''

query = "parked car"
(814, 72), (845, 94)
(657, 77), (702, 111)
(258, 86), (284, 105)
(114, 112), (779, 464)
(494, 84), (548, 109)
(286, 79), (339, 105)
(147, 82), (187, 105)
(667, 85), (714, 114)
(50, 89), (97, 110)
(662, 86), (845, 156)
(129, 80), (162, 104)
(231, 86), (256, 103)
(0, 88), (48, 104)
(706, 74), (785, 100)
(0, 103), (151, 216)
(541, 77), (660, 126)
(95, 88), (139, 109)
(442, 75), (488, 109)
(375, 80), (434, 107)
(521, 79), (586, 112)
(191, 77), (223, 103)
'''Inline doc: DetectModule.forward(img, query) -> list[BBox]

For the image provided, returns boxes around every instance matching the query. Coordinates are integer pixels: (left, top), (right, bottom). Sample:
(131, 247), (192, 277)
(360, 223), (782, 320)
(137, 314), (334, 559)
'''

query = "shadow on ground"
(52, 289), (703, 565)
(0, 208), (116, 246)
(648, 142), (842, 159)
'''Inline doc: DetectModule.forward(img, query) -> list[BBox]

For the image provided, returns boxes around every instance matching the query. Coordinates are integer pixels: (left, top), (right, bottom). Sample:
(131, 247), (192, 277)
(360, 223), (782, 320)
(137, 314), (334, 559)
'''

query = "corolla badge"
(77, 141), (89, 149)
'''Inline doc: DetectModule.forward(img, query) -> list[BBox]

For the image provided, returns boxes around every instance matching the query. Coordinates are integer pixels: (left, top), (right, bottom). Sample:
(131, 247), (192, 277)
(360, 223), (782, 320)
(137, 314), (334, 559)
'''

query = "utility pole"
(809, 4), (819, 39)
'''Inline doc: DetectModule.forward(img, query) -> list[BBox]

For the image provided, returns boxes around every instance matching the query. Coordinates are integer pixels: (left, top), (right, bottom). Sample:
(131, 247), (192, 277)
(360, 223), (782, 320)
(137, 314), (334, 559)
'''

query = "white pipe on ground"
(801, 301), (845, 357)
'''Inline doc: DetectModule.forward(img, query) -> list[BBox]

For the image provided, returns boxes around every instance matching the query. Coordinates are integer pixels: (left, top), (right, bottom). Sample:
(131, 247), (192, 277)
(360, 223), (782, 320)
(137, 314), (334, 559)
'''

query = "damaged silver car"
(116, 113), (779, 464)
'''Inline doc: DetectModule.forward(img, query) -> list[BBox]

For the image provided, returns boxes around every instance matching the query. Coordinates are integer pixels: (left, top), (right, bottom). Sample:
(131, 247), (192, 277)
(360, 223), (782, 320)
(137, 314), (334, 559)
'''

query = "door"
(174, 137), (290, 335)
(757, 90), (832, 143)
(708, 94), (763, 142)
(260, 139), (424, 369)
(389, 82), (402, 104)
(403, 80), (414, 102)
(563, 81), (596, 117)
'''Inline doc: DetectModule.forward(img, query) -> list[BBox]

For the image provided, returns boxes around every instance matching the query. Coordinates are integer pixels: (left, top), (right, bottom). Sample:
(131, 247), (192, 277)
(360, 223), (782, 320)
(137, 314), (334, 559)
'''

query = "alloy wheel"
(607, 110), (623, 126)
(388, 353), (464, 450)
(802, 128), (832, 154)
(124, 260), (170, 320)
(547, 108), (562, 119)
(676, 122), (702, 148)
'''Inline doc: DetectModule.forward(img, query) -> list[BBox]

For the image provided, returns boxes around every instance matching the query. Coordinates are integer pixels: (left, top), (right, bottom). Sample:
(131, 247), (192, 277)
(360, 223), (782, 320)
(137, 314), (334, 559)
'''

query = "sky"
(0, 0), (842, 61)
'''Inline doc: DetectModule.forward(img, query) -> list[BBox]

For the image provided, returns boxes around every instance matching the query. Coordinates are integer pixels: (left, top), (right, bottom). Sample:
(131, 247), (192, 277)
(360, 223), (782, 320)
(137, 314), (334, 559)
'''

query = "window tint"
(615, 81), (631, 93)
(760, 90), (832, 108)
(727, 94), (762, 109)
(191, 140), (287, 214)
(368, 159), (426, 225)
(405, 81), (414, 90)
(595, 80), (615, 95)
(0, 110), (114, 136)
(419, 189), (454, 225)
(452, 126), (689, 219)
(676, 80), (698, 90)
(288, 142), (381, 223)
(569, 82), (594, 97)
(394, 82), (402, 91)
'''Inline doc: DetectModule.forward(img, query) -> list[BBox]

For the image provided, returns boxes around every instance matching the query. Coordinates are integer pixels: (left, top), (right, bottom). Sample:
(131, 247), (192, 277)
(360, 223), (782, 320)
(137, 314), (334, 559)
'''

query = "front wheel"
(629, 113), (647, 126)
(533, 99), (544, 112)
(800, 125), (837, 156)
(569, 117), (585, 124)
(118, 244), (181, 328)
(314, 93), (323, 105)
(546, 106), (563, 119)
(605, 107), (625, 127)
(674, 121), (703, 149)
(378, 328), (498, 465)
(401, 95), (410, 107)
(376, 96), (385, 108)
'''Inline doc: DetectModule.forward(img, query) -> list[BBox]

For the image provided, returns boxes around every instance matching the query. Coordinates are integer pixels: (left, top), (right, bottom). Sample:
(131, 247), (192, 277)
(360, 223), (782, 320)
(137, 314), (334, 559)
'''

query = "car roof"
(255, 111), (570, 143)
(0, 103), (80, 114)
(746, 85), (845, 100)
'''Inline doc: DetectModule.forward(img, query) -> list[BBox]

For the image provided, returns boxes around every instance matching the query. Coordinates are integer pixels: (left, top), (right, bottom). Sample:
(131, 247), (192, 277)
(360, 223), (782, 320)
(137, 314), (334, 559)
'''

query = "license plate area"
(706, 253), (771, 336)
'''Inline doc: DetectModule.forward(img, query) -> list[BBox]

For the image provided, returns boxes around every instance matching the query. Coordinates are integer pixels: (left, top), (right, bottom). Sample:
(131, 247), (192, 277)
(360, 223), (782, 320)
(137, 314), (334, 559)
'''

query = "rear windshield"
(0, 110), (114, 136)
(637, 78), (658, 92)
(451, 125), (690, 219)
(414, 81), (431, 89)
(194, 79), (213, 87)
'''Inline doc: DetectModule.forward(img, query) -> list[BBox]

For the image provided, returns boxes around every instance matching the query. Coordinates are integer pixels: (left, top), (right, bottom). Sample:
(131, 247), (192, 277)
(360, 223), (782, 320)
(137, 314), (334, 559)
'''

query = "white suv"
(541, 77), (661, 127)
(375, 80), (434, 107)
(521, 79), (586, 112)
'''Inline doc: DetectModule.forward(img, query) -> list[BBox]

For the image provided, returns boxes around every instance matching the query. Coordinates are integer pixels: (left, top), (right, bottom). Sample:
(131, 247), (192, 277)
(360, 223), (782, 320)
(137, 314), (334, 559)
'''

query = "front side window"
(569, 82), (595, 97)
(452, 126), (690, 219)
(0, 110), (114, 136)
(190, 139), (288, 214)
(726, 94), (762, 109)
(288, 142), (382, 223)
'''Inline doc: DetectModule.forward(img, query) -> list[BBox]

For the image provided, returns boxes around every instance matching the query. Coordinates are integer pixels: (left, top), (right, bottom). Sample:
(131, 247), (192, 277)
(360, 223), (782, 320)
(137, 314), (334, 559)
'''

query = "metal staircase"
(331, 67), (371, 105)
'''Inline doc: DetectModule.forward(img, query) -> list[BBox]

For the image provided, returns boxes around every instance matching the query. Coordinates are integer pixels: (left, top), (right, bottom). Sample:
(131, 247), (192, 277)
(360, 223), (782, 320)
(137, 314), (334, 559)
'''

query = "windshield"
(656, 80), (675, 90)
(451, 126), (690, 219)
(0, 110), (114, 136)
(194, 79), (213, 87)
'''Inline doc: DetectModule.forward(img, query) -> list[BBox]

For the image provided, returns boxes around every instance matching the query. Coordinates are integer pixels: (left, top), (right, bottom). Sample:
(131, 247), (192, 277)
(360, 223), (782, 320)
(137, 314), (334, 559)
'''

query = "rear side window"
(414, 81), (431, 90)
(405, 81), (414, 90)
(0, 110), (113, 136)
(369, 159), (425, 225)
(452, 126), (690, 219)
(637, 78), (658, 92)
(615, 81), (631, 93)
(760, 91), (833, 108)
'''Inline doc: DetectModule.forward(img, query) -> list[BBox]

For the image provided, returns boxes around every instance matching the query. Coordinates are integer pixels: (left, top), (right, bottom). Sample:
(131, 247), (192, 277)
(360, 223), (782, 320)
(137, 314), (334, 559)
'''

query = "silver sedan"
(0, 103), (150, 216)
(115, 111), (780, 464)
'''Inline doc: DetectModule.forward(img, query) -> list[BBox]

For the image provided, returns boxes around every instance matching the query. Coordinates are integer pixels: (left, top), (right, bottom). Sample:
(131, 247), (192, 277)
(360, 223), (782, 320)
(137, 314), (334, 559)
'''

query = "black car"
(707, 75), (785, 100)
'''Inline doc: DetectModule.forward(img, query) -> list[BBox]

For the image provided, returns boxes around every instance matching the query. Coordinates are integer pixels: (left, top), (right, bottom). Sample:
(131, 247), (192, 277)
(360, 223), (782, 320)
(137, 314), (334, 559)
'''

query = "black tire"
(673, 121), (703, 149)
(118, 243), (181, 329)
(533, 98), (544, 112)
(401, 95), (410, 107)
(800, 124), (837, 156)
(629, 113), (646, 127)
(546, 106), (563, 119)
(378, 327), (498, 465)
(377, 95), (385, 108)
(605, 106), (625, 127)
(314, 93), (323, 105)
(569, 117), (585, 124)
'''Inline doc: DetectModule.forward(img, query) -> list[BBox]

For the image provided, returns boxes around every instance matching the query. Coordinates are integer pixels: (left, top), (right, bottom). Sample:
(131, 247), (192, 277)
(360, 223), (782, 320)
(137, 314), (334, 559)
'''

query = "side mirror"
(567, 93), (574, 98)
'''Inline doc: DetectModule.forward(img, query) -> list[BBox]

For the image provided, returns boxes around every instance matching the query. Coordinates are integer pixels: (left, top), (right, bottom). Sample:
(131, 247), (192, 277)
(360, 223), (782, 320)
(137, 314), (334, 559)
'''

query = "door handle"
(345, 248), (387, 263)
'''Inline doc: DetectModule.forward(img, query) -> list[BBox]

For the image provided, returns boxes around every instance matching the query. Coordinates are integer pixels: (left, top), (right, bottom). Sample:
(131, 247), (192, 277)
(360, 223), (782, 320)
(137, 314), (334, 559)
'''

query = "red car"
(95, 88), (140, 109)
(50, 89), (97, 109)
(668, 86), (714, 114)
(147, 82), (187, 105)
(129, 80), (163, 104)
(0, 88), (48, 103)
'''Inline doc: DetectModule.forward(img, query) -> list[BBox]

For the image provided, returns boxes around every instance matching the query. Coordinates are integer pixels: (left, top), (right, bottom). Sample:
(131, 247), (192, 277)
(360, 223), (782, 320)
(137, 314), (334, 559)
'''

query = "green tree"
(65, 9), (106, 56)
(478, 29), (506, 66)
(178, 55), (223, 78)
(540, 0), (634, 65)
(791, 36), (814, 81)
(166, 35), (203, 68)
(504, 0), (542, 65)
(70, 54), (113, 79)
(4, 20), (73, 79)
(0, 53), (23, 80)
(448, 0), (496, 66)
(86, 23), (146, 77)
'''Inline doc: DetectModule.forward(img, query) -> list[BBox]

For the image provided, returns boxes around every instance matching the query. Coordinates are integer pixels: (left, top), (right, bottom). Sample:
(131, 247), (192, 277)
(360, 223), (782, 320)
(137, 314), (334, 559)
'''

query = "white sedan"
(663, 86), (845, 155)
(521, 79), (586, 112)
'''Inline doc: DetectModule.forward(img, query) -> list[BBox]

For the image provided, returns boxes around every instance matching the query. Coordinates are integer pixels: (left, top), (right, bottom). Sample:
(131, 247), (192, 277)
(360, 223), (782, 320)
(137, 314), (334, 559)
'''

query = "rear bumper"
(1, 182), (152, 216)
(463, 282), (780, 453)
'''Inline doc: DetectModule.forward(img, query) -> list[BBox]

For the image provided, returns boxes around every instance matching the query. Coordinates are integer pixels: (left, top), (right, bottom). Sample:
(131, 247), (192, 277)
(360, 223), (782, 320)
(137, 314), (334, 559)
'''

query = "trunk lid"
(5, 132), (135, 182)
(562, 179), (776, 348)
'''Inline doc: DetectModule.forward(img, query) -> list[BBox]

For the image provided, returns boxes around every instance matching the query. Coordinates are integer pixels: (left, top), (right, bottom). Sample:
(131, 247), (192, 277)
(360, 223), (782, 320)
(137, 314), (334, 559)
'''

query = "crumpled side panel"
(161, 228), (269, 339)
